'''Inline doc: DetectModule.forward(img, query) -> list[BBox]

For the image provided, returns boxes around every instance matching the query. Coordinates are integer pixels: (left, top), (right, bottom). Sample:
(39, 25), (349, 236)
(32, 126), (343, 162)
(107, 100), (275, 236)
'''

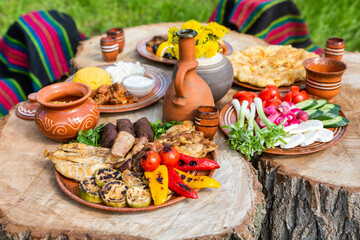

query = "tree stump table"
(0, 23), (266, 239)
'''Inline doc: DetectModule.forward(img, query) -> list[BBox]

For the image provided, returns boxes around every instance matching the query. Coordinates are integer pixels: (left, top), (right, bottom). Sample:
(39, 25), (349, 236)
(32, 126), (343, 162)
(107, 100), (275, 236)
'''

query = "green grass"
(0, 0), (359, 51)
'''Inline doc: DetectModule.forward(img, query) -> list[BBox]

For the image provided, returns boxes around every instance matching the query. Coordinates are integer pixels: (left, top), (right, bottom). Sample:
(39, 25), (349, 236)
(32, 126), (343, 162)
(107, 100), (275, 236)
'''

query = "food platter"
(233, 79), (306, 93)
(136, 35), (233, 65)
(65, 64), (171, 113)
(219, 100), (349, 155)
(55, 151), (216, 212)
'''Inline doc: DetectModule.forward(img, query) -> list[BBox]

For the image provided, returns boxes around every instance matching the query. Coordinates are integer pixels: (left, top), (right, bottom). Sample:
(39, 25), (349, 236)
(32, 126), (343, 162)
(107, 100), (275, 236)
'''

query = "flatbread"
(228, 45), (318, 87)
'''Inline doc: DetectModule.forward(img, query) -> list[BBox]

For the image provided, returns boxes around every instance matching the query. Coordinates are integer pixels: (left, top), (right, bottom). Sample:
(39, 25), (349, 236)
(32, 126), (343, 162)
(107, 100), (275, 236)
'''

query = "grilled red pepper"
(175, 153), (220, 171)
(167, 167), (198, 199)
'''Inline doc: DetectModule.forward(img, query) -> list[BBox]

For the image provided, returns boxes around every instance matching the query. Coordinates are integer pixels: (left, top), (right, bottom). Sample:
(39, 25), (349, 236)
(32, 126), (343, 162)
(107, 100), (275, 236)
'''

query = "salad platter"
(65, 63), (171, 113)
(136, 35), (233, 65)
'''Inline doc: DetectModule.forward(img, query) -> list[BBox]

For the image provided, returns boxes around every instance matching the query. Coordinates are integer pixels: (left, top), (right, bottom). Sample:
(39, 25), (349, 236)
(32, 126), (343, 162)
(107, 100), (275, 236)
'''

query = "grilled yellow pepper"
(174, 168), (220, 189)
(144, 165), (168, 205)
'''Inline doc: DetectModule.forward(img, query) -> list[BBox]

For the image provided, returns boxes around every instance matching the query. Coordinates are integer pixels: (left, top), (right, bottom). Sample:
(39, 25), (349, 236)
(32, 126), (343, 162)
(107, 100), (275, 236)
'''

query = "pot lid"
(16, 93), (39, 120)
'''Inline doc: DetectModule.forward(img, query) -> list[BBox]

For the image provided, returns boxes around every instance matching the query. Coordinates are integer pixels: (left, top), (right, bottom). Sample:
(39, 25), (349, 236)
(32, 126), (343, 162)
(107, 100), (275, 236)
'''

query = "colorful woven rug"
(209, 0), (322, 54)
(0, 10), (85, 117)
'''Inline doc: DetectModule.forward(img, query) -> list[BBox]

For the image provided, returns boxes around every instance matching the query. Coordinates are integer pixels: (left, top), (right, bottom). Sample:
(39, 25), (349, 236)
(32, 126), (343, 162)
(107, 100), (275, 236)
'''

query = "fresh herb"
(71, 124), (105, 147)
(150, 120), (182, 139)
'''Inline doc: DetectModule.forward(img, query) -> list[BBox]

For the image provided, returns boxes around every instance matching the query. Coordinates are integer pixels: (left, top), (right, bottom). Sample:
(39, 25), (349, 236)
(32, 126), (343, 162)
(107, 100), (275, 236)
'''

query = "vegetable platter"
(219, 85), (349, 157)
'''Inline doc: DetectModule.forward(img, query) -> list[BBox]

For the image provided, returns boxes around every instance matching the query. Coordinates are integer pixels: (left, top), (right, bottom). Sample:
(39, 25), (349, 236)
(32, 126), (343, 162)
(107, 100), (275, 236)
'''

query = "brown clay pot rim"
(36, 82), (91, 108)
(107, 27), (124, 35)
(303, 57), (347, 75)
(326, 37), (345, 45)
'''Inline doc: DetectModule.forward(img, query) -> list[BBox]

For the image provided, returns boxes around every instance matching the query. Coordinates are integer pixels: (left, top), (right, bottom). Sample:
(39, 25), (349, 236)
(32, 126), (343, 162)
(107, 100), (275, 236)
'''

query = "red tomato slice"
(291, 86), (300, 97)
(267, 85), (278, 98)
(282, 92), (292, 102)
(259, 89), (270, 101)
(293, 90), (309, 104)
(265, 99), (282, 108)
(273, 92), (282, 100)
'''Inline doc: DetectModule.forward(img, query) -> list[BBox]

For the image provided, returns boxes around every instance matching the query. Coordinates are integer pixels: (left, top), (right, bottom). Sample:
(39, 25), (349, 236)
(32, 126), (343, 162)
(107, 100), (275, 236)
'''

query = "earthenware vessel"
(107, 28), (125, 53)
(303, 57), (347, 102)
(35, 82), (100, 142)
(195, 106), (219, 139)
(16, 93), (39, 120)
(324, 37), (345, 60)
(100, 36), (119, 62)
(163, 29), (215, 122)
(174, 52), (234, 102)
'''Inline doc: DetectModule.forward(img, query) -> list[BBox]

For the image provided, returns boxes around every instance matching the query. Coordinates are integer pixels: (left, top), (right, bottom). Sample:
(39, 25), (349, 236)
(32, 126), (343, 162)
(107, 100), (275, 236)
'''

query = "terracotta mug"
(100, 36), (119, 62)
(35, 82), (100, 142)
(195, 106), (219, 139)
(107, 28), (125, 53)
(324, 37), (345, 60)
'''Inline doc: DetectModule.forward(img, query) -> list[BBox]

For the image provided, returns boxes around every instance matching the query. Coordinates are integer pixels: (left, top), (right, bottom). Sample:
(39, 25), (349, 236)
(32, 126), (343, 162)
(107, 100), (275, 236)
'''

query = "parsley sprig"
(150, 120), (182, 139)
(71, 124), (105, 147)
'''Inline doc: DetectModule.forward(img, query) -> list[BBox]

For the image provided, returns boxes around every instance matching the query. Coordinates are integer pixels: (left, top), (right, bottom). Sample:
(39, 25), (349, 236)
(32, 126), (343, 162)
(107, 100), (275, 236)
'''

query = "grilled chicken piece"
(60, 143), (110, 157)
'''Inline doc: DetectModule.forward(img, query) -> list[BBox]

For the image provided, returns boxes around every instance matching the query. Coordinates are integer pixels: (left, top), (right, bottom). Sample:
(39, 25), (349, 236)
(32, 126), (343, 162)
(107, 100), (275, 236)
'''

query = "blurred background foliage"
(0, 0), (359, 51)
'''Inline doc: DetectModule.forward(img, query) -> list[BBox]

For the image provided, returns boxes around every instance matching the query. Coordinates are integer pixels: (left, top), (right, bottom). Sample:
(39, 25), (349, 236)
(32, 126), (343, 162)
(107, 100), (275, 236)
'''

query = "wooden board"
(257, 52), (360, 239)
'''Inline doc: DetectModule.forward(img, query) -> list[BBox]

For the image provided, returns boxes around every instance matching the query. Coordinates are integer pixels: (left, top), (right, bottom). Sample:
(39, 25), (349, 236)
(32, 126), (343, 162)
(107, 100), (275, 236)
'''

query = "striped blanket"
(0, 10), (85, 117)
(209, 0), (322, 54)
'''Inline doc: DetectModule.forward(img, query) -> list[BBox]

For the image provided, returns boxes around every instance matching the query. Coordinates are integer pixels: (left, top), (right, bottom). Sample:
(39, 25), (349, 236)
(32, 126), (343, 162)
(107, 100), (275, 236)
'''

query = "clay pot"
(303, 57), (347, 102)
(324, 37), (345, 60)
(100, 36), (119, 62)
(107, 28), (125, 53)
(174, 53), (234, 102)
(16, 93), (40, 120)
(35, 82), (100, 142)
(195, 106), (219, 139)
(163, 29), (215, 122)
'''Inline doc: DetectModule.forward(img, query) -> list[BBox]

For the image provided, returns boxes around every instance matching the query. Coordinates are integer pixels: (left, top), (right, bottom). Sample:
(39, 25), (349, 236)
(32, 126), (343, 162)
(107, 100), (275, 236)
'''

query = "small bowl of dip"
(122, 74), (156, 98)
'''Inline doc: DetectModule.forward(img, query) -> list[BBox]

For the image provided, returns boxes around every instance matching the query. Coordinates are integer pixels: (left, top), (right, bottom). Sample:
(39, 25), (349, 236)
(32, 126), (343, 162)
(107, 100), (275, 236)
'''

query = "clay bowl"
(35, 82), (100, 142)
(303, 57), (347, 102)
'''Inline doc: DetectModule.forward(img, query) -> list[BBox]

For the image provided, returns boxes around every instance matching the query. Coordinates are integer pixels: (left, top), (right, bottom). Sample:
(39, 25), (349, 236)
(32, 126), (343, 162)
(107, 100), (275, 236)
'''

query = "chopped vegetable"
(233, 91), (258, 107)
(167, 166), (198, 199)
(122, 170), (148, 188)
(150, 120), (182, 139)
(144, 165), (168, 205)
(100, 180), (128, 207)
(78, 177), (102, 203)
(126, 187), (152, 208)
(94, 168), (122, 187)
(71, 124), (105, 147)
(175, 153), (220, 171)
(174, 168), (220, 189)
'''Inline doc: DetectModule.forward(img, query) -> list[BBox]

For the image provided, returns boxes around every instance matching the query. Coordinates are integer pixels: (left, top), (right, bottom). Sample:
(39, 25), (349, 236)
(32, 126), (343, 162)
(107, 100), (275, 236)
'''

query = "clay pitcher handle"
(219, 44), (227, 56)
(174, 62), (196, 105)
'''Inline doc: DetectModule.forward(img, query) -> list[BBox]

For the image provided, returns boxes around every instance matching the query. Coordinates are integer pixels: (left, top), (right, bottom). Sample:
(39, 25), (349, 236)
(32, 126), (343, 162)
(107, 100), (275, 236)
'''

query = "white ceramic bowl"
(122, 74), (155, 98)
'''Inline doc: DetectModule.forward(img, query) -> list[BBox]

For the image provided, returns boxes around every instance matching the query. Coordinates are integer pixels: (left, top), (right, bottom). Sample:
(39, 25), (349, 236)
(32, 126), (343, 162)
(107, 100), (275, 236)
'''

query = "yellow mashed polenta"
(73, 67), (111, 90)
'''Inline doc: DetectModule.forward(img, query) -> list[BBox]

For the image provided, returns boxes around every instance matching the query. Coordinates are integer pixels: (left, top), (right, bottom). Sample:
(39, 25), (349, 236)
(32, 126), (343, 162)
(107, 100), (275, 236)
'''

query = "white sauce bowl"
(122, 74), (155, 98)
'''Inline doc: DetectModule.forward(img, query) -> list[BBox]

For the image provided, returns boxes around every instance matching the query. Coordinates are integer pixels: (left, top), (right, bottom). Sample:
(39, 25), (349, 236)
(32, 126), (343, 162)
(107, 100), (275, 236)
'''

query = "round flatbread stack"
(228, 45), (319, 87)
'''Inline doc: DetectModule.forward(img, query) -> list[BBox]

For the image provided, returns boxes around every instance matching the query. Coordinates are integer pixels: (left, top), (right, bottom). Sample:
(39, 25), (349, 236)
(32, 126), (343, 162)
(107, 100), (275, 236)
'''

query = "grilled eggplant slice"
(78, 177), (102, 203)
(122, 169), (148, 188)
(95, 168), (122, 187)
(126, 186), (151, 208)
(100, 180), (128, 207)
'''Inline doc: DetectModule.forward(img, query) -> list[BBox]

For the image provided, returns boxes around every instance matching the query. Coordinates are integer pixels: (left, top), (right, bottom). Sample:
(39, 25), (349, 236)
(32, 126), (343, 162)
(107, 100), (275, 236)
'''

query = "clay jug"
(162, 29), (215, 122)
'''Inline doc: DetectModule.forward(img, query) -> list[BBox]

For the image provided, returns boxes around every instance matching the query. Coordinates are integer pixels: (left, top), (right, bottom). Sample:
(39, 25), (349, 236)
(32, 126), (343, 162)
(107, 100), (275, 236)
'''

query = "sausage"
(101, 123), (117, 148)
(116, 119), (135, 137)
(133, 117), (154, 141)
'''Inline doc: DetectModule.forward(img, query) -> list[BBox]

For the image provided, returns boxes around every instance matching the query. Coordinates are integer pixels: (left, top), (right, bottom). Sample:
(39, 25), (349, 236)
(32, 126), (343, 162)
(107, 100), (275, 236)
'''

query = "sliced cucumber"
(308, 99), (328, 109)
(322, 116), (349, 128)
(316, 107), (340, 120)
(319, 103), (341, 111)
(305, 109), (324, 119)
(95, 168), (122, 187)
(126, 186), (151, 208)
(100, 180), (128, 207)
(78, 177), (102, 203)
(295, 99), (317, 110)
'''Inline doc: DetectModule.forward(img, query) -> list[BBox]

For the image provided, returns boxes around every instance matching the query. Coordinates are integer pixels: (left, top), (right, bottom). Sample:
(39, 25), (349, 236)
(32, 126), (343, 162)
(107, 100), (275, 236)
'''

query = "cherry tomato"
(159, 147), (180, 167)
(282, 92), (293, 102)
(291, 86), (300, 97)
(264, 99), (282, 108)
(293, 90), (309, 104)
(140, 151), (161, 172)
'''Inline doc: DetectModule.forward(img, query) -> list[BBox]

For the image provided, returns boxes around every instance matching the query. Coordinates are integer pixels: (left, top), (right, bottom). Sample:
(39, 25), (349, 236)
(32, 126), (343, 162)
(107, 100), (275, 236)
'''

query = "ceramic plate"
(219, 100), (349, 155)
(66, 64), (171, 113)
(136, 35), (233, 65)
(55, 151), (217, 212)
(232, 80), (306, 93)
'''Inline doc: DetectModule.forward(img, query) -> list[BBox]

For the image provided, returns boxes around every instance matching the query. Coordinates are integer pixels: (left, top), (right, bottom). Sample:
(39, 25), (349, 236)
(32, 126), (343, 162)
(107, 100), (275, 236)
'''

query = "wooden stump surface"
(0, 23), (267, 240)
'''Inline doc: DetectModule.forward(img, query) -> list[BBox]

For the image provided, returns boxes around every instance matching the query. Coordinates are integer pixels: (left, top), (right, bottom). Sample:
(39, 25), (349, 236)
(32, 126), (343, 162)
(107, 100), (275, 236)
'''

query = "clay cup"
(100, 36), (119, 62)
(303, 57), (347, 102)
(195, 106), (219, 139)
(324, 37), (345, 60)
(107, 28), (125, 53)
